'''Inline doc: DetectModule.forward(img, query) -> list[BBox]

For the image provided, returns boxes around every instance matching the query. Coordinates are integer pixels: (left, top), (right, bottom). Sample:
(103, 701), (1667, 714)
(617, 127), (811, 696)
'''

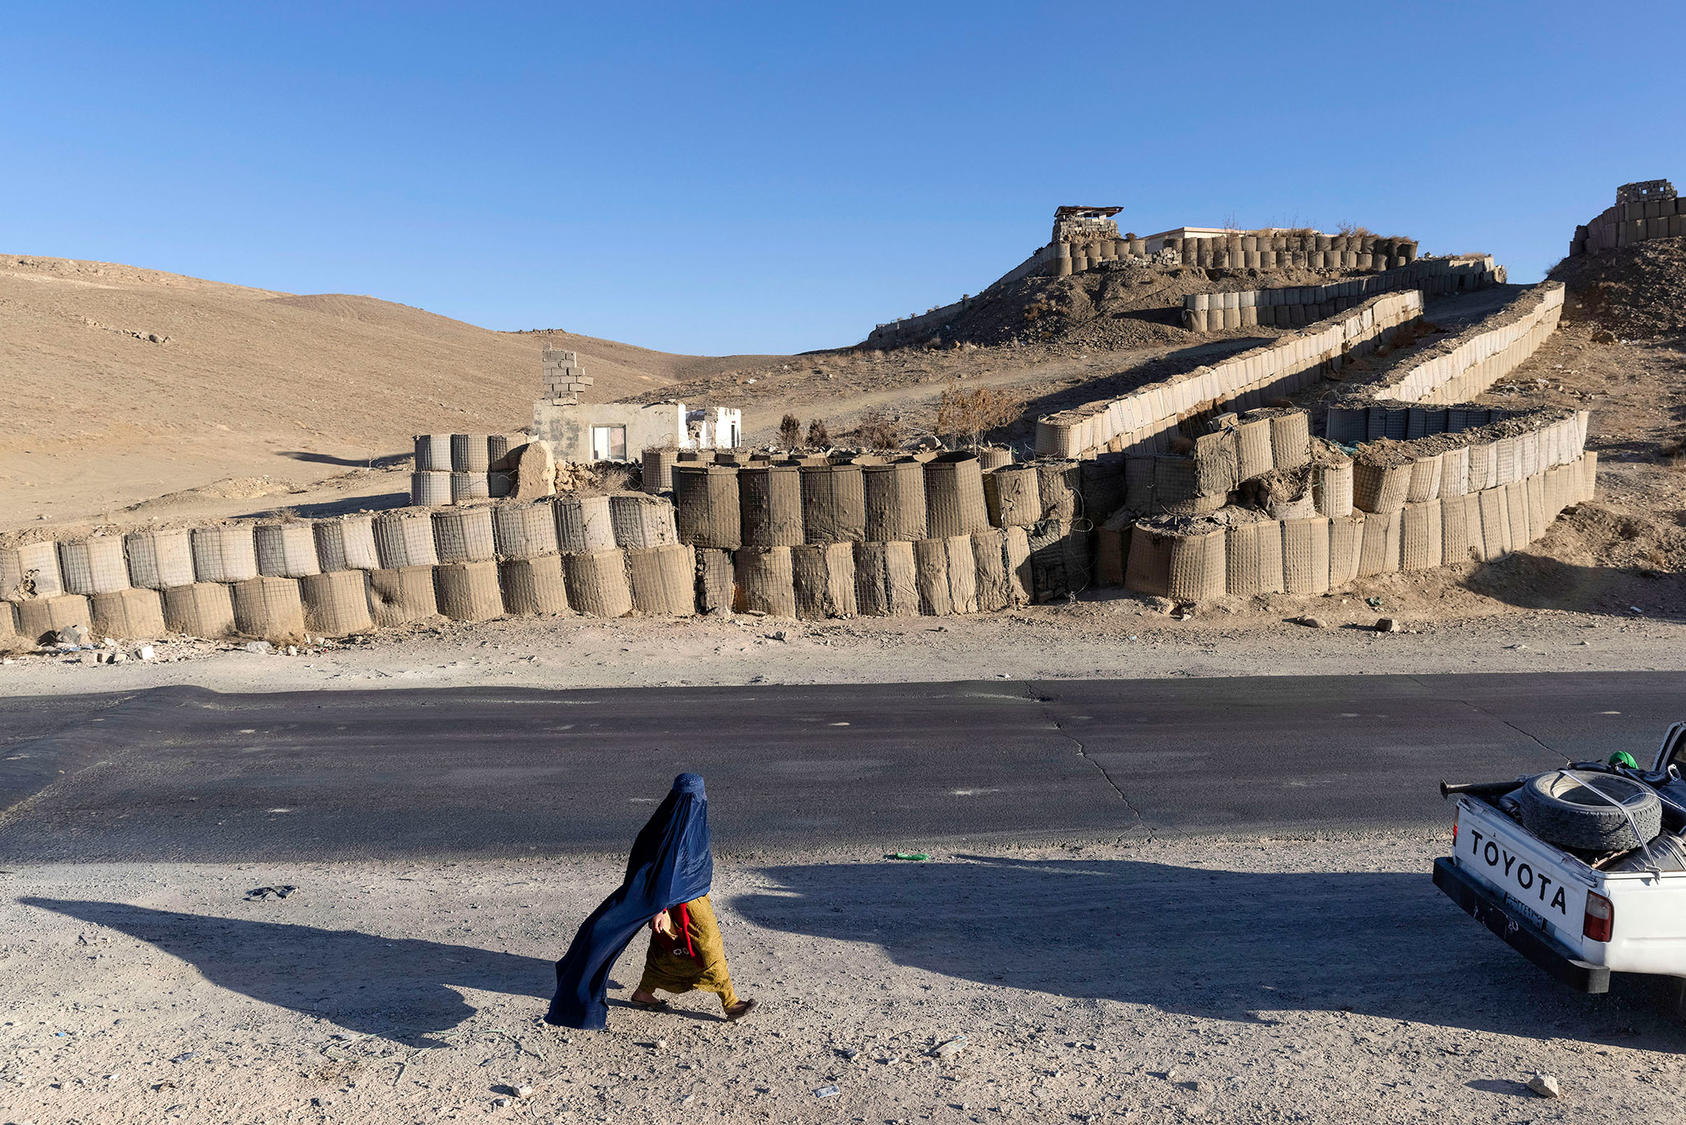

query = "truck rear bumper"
(1433, 856), (1610, 994)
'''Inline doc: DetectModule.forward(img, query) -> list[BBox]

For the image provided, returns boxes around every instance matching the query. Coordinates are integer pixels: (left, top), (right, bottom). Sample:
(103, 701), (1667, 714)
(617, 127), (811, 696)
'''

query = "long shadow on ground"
(734, 856), (1683, 1051)
(1464, 552), (1686, 623)
(278, 450), (411, 469)
(234, 491), (411, 520)
(25, 856), (1684, 1053)
(20, 898), (554, 1048)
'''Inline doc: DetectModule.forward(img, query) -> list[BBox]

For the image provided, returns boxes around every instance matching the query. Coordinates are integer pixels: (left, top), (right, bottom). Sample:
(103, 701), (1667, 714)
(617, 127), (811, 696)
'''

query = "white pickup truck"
(1434, 722), (1686, 994)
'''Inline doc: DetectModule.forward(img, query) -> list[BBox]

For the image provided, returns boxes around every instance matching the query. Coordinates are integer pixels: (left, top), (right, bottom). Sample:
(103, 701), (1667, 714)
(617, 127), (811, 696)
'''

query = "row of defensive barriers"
(0, 267), (1594, 647)
(0, 510), (1064, 650)
(1036, 290), (1424, 460)
(1052, 231), (1417, 277)
(1180, 255), (1499, 331)
(1108, 453), (1596, 600)
(1022, 275), (1593, 602)
(0, 494), (686, 646)
(0, 441), (1599, 649)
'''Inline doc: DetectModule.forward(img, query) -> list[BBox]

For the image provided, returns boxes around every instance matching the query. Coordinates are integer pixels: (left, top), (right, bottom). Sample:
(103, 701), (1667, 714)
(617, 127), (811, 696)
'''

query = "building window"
(591, 425), (627, 461)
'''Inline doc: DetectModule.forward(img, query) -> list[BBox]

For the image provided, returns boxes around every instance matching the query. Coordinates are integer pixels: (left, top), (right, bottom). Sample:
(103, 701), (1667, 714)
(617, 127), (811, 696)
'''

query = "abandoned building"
(531, 348), (743, 463)
(1569, 178), (1683, 256)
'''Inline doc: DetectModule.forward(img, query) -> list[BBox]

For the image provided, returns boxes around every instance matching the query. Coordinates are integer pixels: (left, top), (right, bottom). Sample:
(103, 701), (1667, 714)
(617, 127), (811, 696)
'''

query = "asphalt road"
(0, 672), (1679, 862)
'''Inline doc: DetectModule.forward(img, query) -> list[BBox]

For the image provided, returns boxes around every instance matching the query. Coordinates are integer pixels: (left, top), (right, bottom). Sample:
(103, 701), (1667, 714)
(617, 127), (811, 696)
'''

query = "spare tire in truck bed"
(1520, 770), (1662, 853)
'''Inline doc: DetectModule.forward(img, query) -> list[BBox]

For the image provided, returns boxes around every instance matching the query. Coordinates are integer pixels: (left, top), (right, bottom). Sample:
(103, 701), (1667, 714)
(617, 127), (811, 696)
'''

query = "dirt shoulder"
(5, 833), (1683, 1125)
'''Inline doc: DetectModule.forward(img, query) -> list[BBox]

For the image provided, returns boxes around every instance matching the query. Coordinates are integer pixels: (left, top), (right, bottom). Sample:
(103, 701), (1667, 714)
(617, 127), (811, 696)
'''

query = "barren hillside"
(0, 256), (771, 527)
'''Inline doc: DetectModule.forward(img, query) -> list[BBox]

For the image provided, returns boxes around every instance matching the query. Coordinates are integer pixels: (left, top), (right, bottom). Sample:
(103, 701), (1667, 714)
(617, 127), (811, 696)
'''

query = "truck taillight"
(1583, 891), (1614, 943)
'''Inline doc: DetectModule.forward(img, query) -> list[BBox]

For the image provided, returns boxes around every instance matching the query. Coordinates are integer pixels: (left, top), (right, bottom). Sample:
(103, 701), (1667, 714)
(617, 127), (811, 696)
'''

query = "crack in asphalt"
(1416, 677), (1572, 765)
(1024, 681), (1148, 835)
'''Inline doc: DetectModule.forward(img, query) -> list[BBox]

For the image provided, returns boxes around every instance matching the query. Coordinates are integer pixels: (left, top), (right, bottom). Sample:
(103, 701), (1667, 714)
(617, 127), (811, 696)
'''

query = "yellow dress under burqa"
(636, 894), (740, 1009)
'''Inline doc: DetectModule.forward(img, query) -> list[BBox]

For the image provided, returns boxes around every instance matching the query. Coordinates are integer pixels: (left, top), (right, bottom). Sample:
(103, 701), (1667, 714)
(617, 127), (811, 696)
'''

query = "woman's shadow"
(21, 898), (554, 1048)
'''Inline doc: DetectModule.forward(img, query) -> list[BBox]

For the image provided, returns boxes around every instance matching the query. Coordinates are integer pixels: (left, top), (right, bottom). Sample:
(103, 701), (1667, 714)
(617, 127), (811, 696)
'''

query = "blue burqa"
(544, 773), (713, 1029)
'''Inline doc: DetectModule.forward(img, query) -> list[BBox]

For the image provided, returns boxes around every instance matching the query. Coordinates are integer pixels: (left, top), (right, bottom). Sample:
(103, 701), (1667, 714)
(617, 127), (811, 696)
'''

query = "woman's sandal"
(630, 996), (670, 1012)
(723, 998), (757, 1021)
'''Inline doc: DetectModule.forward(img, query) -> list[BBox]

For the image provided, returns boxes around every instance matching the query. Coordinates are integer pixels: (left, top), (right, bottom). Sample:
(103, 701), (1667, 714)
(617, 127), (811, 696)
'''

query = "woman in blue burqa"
(545, 773), (757, 1029)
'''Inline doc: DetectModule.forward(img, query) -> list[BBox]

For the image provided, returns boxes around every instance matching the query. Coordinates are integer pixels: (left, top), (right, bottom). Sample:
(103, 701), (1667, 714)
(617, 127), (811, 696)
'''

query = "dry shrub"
(806, 419), (831, 448)
(855, 412), (902, 451)
(778, 414), (802, 448)
(934, 381), (1022, 448)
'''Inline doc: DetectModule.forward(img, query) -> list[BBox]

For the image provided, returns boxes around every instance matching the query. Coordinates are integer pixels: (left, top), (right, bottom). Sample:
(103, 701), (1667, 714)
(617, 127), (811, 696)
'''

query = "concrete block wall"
(1181, 256), (1500, 332)
(1036, 291), (1424, 460)
(540, 349), (594, 403)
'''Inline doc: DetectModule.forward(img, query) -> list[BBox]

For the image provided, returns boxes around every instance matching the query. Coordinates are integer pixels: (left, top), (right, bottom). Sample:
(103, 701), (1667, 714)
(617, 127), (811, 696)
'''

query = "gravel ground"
(4, 833), (1683, 1125)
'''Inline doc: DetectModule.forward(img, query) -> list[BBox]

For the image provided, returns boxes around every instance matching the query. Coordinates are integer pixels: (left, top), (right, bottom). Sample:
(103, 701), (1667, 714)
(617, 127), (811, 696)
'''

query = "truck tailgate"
(1434, 856), (1610, 993)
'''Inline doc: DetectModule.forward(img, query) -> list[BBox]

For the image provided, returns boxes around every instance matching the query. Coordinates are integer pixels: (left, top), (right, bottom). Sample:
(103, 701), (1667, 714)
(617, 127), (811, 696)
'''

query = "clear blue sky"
(5, 2), (1681, 356)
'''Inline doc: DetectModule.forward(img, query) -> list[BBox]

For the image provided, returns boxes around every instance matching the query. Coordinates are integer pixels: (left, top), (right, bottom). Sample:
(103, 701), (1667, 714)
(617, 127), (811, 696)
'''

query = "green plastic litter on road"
(1609, 751), (1639, 769)
(887, 852), (929, 861)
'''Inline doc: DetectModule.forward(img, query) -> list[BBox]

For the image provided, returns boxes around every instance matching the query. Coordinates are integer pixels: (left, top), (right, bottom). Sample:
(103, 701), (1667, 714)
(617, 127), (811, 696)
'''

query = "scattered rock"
(1527, 1074), (1561, 1098)
(1375, 618), (1400, 633)
(243, 640), (273, 655)
(56, 624), (90, 646)
(1170, 603), (1196, 620)
(931, 1035), (967, 1060)
(814, 1085), (840, 1098)
(492, 1096), (512, 1108)
(137, 645), (156, 662)
(1292, 616), (1328, 629)
(515, 1084), (534, 1099)
(244, 885), (296, 900)
(1143, 596), (1176, 615)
